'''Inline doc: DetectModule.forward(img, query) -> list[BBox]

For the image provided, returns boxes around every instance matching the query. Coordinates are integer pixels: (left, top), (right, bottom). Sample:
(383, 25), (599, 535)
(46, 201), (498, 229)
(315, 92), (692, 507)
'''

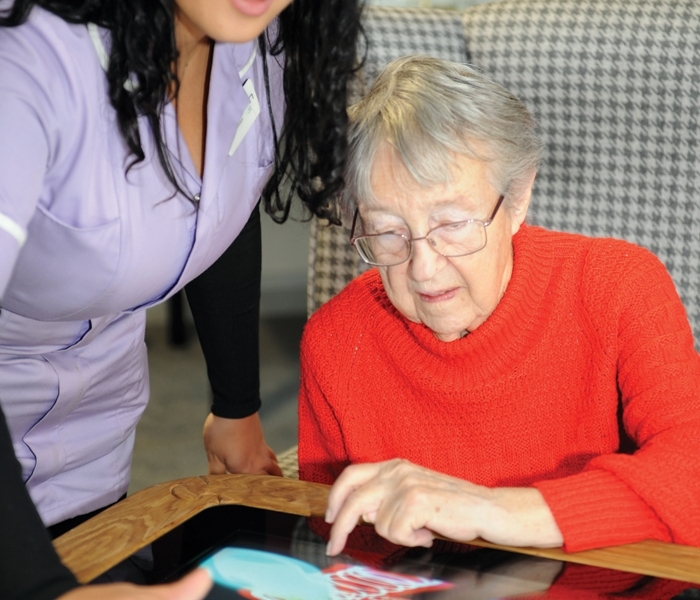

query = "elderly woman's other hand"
(324, 459), (563, 556)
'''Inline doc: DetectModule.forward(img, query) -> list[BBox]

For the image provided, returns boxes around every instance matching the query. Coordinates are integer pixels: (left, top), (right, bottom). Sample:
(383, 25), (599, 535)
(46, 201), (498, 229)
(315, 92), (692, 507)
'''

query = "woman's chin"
(423, 314), (484, 341)
(432, 330), (466, 342)
(409, 311), (470, 342)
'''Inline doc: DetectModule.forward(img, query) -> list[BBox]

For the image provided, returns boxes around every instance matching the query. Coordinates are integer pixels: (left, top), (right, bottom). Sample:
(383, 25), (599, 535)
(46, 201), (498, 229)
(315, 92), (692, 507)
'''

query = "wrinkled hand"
(325, 459), (563, 556)
(203, 412), (282, 476)
(59, 568), (212, 600)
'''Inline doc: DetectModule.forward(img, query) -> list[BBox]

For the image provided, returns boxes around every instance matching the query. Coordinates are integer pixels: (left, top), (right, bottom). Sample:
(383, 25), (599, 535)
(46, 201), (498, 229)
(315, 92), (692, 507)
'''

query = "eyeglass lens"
(355, 220), (487, 266)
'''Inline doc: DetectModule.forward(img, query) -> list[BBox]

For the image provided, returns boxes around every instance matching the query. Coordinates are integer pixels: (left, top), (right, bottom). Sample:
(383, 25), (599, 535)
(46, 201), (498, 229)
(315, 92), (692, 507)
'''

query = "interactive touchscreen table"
(53, 475), (700, 599)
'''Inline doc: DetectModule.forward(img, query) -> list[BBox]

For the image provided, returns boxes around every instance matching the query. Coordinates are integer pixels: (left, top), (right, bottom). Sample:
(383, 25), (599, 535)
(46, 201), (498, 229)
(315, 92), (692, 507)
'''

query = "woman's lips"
(229, 0), (274, 17)
(417, 288), (458, 303)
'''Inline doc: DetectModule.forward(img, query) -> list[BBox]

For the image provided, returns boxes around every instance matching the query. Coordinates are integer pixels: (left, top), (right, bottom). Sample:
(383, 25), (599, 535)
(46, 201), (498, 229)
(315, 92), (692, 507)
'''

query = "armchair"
(308, 0), (700, 348)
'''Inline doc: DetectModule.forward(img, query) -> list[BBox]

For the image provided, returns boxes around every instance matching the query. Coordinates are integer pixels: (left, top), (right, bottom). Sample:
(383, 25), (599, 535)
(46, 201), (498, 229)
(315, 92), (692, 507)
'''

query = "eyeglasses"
(350, 195), (504, 267)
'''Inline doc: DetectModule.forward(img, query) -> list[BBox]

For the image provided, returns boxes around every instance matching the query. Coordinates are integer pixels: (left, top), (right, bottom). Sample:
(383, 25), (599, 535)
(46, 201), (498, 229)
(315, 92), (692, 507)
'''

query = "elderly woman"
(298, 55), (700, 557)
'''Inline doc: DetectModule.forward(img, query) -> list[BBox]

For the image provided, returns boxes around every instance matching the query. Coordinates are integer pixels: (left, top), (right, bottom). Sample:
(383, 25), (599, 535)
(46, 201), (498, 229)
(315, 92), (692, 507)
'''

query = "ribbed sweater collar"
(361, 224), (557, 387)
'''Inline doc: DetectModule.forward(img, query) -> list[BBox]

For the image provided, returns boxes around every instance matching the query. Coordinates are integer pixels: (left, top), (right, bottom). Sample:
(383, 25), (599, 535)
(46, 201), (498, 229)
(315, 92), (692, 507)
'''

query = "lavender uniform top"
(0, 6), (283, 526)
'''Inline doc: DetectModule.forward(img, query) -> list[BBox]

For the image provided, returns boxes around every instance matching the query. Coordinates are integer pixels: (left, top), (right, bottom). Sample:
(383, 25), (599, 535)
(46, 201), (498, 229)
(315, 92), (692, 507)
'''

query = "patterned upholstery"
(463, 0), (700, 344)
(277, 444), (299, 479)
(308, 1), (700, 347)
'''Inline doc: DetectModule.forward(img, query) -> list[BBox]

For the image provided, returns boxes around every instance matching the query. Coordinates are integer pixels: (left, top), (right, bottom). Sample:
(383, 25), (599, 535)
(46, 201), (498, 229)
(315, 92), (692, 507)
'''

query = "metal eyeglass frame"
(350, 195), (505, 267)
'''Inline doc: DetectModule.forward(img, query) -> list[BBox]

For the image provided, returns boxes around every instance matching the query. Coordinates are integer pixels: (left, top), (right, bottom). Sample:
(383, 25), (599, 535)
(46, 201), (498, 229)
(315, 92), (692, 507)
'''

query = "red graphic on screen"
(237, 563), (452, 600)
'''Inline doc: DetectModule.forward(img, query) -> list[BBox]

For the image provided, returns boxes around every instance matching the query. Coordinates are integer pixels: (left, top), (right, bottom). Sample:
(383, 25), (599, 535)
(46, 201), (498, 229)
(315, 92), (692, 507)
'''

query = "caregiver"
(0, 0), (362, 597)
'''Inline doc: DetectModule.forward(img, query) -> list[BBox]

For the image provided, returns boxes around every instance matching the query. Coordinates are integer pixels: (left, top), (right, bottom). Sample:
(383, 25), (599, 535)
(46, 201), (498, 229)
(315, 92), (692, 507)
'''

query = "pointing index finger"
(325, 462), (382, 523)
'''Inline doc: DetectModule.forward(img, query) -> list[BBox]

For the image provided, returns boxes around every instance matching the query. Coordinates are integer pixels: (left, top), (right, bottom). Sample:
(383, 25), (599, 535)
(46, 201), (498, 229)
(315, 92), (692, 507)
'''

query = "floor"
(128, 314), (305, 494)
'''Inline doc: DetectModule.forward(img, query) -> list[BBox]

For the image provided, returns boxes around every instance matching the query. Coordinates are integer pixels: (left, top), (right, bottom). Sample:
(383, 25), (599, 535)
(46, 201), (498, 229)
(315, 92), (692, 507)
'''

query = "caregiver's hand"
(324, 459), (563, 556)
(59, 568), (212, 600)
(203, 413), (282, 476)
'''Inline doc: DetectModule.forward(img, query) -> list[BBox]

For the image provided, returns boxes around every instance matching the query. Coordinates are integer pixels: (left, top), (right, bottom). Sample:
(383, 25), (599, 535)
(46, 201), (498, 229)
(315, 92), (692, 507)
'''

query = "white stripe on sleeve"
(0, 211), (27, 246)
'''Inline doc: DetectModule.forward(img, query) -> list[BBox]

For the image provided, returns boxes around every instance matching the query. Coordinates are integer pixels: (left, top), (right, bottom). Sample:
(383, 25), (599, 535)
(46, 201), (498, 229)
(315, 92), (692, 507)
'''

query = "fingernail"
(325, 541), (332, 556)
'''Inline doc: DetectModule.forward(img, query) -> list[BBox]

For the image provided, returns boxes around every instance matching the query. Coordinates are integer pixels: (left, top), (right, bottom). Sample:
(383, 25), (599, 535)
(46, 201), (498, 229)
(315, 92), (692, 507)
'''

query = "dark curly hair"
(0, 0), (363, 224)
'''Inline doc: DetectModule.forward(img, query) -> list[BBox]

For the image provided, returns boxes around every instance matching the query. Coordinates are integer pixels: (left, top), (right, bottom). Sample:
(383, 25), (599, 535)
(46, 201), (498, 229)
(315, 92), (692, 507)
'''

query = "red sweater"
(299, 224), (700, 553)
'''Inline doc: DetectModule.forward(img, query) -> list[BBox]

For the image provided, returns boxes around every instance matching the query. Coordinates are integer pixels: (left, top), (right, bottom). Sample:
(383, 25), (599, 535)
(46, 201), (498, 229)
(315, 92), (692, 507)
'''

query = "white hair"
(344, 55), (543, 210)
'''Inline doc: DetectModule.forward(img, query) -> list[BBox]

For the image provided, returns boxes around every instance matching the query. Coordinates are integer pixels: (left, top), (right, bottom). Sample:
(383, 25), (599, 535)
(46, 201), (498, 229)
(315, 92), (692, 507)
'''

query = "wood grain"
(53, 474), (329, 583)
(53, 474), (700, 585)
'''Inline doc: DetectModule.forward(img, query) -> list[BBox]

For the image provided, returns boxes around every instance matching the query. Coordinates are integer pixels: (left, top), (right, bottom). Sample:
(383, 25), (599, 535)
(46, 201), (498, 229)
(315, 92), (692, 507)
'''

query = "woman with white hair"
(298, 55), (700, 556)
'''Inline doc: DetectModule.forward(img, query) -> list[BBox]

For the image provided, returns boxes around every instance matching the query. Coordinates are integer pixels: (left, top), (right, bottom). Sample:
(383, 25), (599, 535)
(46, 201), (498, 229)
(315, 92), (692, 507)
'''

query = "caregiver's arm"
(186, 205), (281, 477)
(325, 459), (562, 556)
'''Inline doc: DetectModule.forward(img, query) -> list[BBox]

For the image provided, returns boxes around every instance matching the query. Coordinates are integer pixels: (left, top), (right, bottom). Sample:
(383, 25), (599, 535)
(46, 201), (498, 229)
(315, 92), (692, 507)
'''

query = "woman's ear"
(509, 171), (536, 235)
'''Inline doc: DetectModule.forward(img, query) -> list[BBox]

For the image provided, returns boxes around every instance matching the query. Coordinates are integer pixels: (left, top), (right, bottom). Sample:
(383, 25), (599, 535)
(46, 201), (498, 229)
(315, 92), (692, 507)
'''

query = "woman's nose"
(408, 237), (444, 281)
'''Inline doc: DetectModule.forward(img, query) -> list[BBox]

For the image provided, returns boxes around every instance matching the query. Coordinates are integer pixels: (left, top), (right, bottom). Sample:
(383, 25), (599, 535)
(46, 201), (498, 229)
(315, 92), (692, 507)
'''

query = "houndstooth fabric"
(308, 217), (363, 317)
(277, 444), (299, 479)
(307, 7), (468, 315)
(359, 6), (470, 83)
(463, 0), (700, 344)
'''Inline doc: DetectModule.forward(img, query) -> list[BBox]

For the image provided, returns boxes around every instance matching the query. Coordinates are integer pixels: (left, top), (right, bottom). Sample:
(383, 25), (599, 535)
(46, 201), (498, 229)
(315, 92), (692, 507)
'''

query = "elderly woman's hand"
(324, 459), (563, 556)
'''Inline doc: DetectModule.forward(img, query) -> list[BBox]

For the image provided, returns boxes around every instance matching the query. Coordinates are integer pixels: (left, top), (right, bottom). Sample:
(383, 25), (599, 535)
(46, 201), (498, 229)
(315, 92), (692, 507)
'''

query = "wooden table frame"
(53, 474), (700, 585)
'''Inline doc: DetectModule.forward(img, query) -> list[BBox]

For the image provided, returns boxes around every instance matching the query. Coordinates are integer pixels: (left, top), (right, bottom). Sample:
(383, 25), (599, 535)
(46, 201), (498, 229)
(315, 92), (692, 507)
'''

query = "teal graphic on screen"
(201, 548), (331, 599)
(200, 547), (451, 600)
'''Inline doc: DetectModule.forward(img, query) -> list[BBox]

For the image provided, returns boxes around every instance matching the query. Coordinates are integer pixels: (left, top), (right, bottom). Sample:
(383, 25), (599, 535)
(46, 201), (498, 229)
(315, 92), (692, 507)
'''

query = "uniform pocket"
(2, 206), (121, 321)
